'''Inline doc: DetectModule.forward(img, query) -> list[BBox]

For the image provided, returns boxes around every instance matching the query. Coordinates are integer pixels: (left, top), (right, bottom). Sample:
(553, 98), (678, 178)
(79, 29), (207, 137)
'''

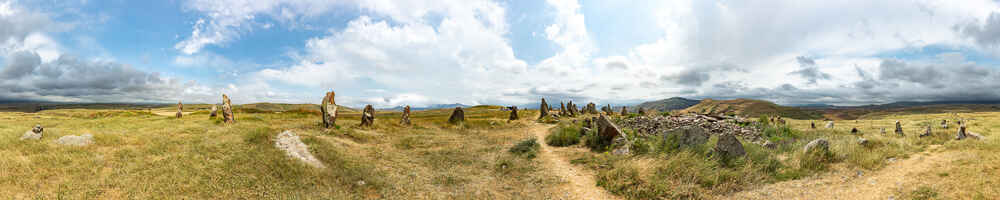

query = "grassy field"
(0, 105), (566, 199)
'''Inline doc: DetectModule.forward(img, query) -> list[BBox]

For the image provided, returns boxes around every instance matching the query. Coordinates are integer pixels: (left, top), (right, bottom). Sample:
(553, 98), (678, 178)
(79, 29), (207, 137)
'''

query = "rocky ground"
(618, 114), (766, 145)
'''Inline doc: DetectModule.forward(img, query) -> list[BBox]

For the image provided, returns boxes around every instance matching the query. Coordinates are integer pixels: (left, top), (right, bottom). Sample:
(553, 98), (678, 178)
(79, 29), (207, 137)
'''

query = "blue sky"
(3, 0), (1000, 107)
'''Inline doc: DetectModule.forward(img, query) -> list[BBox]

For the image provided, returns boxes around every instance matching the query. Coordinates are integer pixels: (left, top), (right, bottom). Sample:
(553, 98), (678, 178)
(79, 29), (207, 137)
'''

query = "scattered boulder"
(858, 138), (869, 146)
(597, 115), (624, 145)
(275, 130), (326, 168)
(175, 101), (183, 118)
(804, 139), (830, 154)
(663, 126), (710, 149)
(20, 124), (43, 140)
(713, 134), (746, 159)
(448, 107), (465, 124)
(941, 119), (948, 129)
(56, 134), (94, 146)
(539, 98), (550, 119)
(850, 127), (859, 134)
(321, 91), (338, 128)
(508, 106), (519, 121)
(919, 126), (931, 137)
(825, 121), (834, 128)
(221, 94), (236, 124)
(400, 105), (411, 125)
(967, 132), (984, 140)
(894, 120), (904, 136)
(360, 105), (375, 127)
(956, 125), (968, 140)
(880, 128), (887, 135)
(209, 105), (218, 118)
(810, 121), (816, 129)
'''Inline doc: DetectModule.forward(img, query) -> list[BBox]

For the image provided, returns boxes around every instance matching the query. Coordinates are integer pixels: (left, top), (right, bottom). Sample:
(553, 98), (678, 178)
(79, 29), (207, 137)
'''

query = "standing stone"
(360, 105), (375, 127)
(880, 128), (887, 135)
(850, 127), (859, 134)
(941, 120), (948, 129)
(606, 104), (614, 115)
(714, 134), (746, 159)
(321, 91), (338, 128)
(209, 105), (218, 118)
(596, 115), (624, 145)
(175, 101), (183, 118)
(20, 124), (43, 140)
(567, 101), (577, 117)
(620, 106), (628, 116)
(811, 121), (816, 129)
(584, 103), (599, 114)
(560, 102), (566, 115)
(448, 107), (465, 124)
(400, 105), (411, 125)
(825, 121), (834, 128)
(539, 98), (550, 119)
(956, 125), (968, 140)
(638, 107), (646, 116)
(920, 126), (932, 137)
(804, 139), (830, 154)
(221, 94), (236, 124)
(894, 120), (904, 136)
(508, 106), (519, 121)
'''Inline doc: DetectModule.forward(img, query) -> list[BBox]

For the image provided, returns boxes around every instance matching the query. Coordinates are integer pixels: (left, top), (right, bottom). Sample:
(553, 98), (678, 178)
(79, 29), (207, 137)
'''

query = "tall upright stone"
(810, 121), (816, 129)
(941, 120), (948, 129)
(360, 105), (375, 127)
(221, 94), (235, 124)
(894, 120), (904, 136)
(560, 102), (566, 115)
(956, 125), (968, 140)
(585, 102), (599, 114)
(400, 105), (411, 125)
(321, 91), (338, 128)
(567, 101), (577, 117)
(209, 105), (218, 118)
(539, 98), (550, 119)
(448, 107), (465, 124)
(620, 106), (628, 116)
(920, 126), (932, 137)
(508, 106), (519, 121)
(175, 101), (183, 118)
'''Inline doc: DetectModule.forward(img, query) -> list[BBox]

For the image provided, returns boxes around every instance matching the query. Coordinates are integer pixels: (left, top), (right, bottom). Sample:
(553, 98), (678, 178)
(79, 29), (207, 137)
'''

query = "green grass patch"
(546, 124), (581, 147)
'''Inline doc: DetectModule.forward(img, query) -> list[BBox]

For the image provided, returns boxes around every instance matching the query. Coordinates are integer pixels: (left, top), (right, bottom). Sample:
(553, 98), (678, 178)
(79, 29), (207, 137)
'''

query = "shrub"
(584, 128), (613, 151)
(509, 138), (540, 159)
(546, 125), (581, 147)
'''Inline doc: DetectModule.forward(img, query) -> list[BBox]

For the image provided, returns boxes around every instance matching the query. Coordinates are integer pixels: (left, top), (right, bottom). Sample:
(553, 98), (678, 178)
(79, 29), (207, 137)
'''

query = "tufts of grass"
(508, 138), (540, 159)
(546, 124), (581, 147)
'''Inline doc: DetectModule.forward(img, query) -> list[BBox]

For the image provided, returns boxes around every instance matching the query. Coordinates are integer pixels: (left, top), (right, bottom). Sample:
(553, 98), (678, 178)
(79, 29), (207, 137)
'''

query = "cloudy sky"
(2, 0), (1000, 107)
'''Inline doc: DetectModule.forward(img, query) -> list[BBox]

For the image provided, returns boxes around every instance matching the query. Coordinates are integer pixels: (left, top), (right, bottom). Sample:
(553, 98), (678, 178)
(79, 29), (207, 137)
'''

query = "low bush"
(509, 138), (540, 159)
(546, 125), (581, 147)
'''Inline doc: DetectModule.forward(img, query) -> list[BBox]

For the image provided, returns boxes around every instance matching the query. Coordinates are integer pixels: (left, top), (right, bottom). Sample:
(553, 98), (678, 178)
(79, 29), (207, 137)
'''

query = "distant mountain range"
(680, 98), (824, 119)
(632, 97), (701, 112)
(386, 103), (471, 111)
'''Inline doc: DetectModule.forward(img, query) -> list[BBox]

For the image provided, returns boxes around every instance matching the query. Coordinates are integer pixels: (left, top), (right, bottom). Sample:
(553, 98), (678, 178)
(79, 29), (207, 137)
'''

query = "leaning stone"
(56, 134), (94, 146)
(804, 139), (830, 154)
(597, 115), (624, 145)
(448, 107), (465, 124)
(275, 130), (326, 168)
(713, 134), (746, 159)
(221, 94), (236, 124)
(539, 98), (550, 119)
(400, 105), (411, 125)
(360, 105), (375, 127)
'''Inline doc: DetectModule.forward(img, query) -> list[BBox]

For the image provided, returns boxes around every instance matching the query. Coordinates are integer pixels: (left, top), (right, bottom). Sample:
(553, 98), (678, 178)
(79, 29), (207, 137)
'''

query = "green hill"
(680, 98), (822, 119)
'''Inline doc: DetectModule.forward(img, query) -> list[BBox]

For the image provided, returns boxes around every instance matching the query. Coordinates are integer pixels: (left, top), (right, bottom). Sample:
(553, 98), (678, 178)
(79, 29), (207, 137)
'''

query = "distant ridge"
(681, 98), (823, 119)
(387, 103), (470, 111)
(633, 97), (701, 112)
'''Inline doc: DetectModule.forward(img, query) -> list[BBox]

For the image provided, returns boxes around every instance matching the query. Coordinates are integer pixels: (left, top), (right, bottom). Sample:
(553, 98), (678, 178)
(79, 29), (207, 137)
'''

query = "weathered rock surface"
(825, 121), (834, 128)
(804, 139), (830, 153)
(584, 102), (599, 114)
(714, 134), (746, 159)
(763, 140), (777, 149)
(209, 105), (218, 118)
(850, 127), (859, 134)
(221, 94), (236, 124)
(400, 105), (411, 125)
(56, 134), (94, 146)
(508, 106), (519, 121)
(638, 107), (646, 116)
(956, 125), (968, 140)
(448, 107), (465, 124)
(275, 130), (326, 168)
(597, 115), (624, 144)
(539, 98), (550, 119)
(941, 119), (948, 129)
(920, 126), (931, 137)
(560, 102), (566, 115)
(20, 124), (43, 140)
(663, 126), (710, 149)
(620, 106), (628, 116)
(175, 101), (183, 118)
(360, 105), (375, 127)
(321, 91), (338, 128)
(894, 120), (904, 136)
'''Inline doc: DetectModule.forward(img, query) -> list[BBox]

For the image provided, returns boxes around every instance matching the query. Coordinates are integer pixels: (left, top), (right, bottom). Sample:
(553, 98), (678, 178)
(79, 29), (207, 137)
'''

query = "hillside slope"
(680, 98), (822, 119)
(633, 97), (701, 112)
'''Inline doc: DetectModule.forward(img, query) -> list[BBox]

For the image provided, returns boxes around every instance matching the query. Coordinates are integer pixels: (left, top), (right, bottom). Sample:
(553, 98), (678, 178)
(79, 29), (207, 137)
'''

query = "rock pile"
(20, 124), (43, 140)
(448, 107), (465, 124)
(321, 91), (338, 128)
(360, 105), (375, 127)
(400, 106), (411, 125)
(508, 106), (519, 121)
(221, 94), (235, 124)
(618, 114), (765, 145)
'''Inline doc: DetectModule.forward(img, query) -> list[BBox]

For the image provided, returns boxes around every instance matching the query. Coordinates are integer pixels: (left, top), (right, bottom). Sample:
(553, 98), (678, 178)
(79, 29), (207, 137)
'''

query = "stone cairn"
(508, 106), (519, 121)
(920, 126), (932, 137)
(321, 91), (338, 128)
(620, 106), (629, 116)
(894, 120), (904, 136)
(538, 98), (550, 119)
(400, 105), (411, 125)
(448, 107), (465, 124)
(175, 101), (183, 118)
(209, 105), (218, 118)
(360, 105), (375, 127)
(221, 94), (236, 124)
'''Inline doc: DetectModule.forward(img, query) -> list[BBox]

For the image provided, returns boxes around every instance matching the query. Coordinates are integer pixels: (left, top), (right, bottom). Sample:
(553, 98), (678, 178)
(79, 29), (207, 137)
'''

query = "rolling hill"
(680, 98), (823, 119)
(633, 97), (701, 112)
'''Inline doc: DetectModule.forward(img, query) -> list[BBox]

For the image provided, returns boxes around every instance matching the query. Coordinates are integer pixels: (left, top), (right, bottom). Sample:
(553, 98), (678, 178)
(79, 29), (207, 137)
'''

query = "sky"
(3, 0), (1000, 108)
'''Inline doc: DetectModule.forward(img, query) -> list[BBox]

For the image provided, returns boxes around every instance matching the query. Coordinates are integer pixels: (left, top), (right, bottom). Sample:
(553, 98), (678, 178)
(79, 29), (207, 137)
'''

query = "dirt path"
(529, 124), (622, 200)
(730, 145), (962, 199)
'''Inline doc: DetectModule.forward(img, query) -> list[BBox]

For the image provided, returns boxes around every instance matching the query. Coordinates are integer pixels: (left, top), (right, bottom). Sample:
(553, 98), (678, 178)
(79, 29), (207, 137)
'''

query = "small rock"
(713, 134), (746, 159)
(825, 121), (835, 129)
(804, 139), (830, 153)
(20, 131), (42, 140)
(763, 140), (777, 149)
(275, 130), (326, 168)
(56, 134), (94, 146)
(357, 180), (366, 186)
(857, 138), (868, 146)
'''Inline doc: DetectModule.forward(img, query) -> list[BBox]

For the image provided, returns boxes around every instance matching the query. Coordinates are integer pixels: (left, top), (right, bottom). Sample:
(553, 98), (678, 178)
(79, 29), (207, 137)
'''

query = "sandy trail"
(729, 145), (962, 200)
(529, 124), (622, 200)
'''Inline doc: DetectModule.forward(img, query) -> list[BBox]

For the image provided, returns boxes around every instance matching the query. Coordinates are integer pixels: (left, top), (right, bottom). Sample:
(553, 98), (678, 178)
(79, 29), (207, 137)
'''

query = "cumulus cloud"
(955, 11), (1000, 49)
(788, 56), (831, 85)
